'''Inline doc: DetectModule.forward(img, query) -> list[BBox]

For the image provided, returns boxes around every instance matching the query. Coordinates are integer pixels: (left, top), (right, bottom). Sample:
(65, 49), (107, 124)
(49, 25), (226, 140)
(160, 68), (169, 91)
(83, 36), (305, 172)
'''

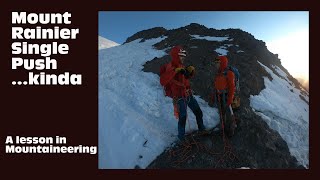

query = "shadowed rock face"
(126, 23), (306, 168)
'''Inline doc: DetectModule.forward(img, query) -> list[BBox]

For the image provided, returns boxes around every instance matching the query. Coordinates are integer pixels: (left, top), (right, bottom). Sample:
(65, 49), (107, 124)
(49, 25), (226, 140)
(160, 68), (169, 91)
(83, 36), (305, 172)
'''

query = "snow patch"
(250, 61), (309, 168)
(272, 65), (309, 103)
(224, 44), (233, 47)
(191, 35), (229, 42)
(272, 65), (290, 82)
(215, 46), (229, 56)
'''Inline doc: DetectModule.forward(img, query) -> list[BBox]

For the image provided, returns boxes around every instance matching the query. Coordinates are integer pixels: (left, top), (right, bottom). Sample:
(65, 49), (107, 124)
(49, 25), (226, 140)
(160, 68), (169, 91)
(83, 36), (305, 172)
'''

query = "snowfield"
(98, 36), (119, 50)
(250, 61), (309, 168)
(99, 38), (219, 169)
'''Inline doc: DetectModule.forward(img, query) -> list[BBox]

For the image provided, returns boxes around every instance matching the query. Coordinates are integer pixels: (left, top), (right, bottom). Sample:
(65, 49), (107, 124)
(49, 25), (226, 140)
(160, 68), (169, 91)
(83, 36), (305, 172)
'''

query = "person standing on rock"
(160, 45), (207, 141)
(212, 56), (237, 136)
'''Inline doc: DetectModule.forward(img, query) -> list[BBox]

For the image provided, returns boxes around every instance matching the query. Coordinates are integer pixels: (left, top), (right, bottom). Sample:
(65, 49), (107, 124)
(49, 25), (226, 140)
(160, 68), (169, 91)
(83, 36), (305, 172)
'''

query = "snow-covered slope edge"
(250, 61), (309, 168)
(99, 36), (119, 50)
(98, 37), (220, 169)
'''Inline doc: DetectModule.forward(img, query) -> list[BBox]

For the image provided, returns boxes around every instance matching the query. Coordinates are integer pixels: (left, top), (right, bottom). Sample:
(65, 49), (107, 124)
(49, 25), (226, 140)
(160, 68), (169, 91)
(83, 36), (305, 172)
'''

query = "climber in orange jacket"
(160, 46), (206, 141)
(213, 56), (235, 107)
(212, 56), (236, 136)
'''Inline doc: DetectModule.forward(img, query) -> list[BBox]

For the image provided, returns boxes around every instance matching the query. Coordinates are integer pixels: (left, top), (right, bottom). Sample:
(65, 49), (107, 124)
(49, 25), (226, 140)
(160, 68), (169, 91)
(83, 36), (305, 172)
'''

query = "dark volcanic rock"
(125, 27), (167, 44)
(147, 106), (301, 169)
(127, 23), (305, 168)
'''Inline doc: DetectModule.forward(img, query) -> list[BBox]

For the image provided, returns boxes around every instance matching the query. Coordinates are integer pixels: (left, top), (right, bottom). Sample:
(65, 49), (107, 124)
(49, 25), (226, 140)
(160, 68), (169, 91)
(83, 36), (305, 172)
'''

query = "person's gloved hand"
(186, 66), (195, 74)
(175, 68), (186, 75)
(184, 66), (195, 78)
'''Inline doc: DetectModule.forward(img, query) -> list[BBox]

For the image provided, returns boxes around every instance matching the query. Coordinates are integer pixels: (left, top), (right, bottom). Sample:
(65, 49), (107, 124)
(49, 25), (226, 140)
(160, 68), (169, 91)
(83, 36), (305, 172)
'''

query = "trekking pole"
(229, 105), (236, 123)
(217, 95), (226, 143)
(184, 98), (191, 134)
(229, 105), (234, 116)
(229, 105), (237, 134)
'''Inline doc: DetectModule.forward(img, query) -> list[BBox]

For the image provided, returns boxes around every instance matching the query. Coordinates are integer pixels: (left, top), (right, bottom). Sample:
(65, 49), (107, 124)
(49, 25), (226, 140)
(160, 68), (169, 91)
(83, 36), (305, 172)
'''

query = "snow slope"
(250, 61), (309, 168)
(99, 37), (220, 169)
(98, 36), (119, 50)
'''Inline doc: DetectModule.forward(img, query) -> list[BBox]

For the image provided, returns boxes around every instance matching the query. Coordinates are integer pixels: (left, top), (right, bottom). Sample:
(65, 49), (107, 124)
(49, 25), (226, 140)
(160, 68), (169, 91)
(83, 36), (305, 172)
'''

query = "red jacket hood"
(218, 56), (228, 72)
(170, 46), (183, 67)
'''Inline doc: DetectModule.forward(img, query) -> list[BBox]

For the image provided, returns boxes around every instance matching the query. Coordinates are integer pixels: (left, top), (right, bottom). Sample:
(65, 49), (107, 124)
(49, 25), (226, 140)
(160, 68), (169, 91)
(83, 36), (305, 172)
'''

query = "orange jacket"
(213, 56), (235, 106)
(160, 46), (191, 98)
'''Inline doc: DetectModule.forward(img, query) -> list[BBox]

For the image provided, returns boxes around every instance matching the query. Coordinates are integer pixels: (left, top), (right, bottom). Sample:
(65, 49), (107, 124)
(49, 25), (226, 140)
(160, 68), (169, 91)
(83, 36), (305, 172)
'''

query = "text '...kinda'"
(11, 12), (82, 86)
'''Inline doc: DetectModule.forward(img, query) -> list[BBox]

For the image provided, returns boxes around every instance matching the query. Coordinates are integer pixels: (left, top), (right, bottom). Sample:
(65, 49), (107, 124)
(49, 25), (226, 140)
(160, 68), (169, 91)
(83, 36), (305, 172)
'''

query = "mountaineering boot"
(177, 135), (190, 147)
(178, 133), (185, 141)
(193, 107), (207, 134)
(197, 128), (211, 136)
(196, 119), (210, 135)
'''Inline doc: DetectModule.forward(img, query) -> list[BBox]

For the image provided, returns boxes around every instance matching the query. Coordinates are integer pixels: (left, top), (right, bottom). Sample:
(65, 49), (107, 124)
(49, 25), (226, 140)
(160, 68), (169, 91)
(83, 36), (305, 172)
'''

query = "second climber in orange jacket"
(160, 46), (206, 141)
(212, 56), (236, 112)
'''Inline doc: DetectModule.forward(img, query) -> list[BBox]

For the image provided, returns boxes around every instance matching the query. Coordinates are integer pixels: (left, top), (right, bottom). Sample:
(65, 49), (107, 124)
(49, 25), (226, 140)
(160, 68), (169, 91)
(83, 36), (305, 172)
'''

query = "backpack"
(223, 66), (241, 109)
(223, 66), (240, 92)
(160, 63), (173, 97)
